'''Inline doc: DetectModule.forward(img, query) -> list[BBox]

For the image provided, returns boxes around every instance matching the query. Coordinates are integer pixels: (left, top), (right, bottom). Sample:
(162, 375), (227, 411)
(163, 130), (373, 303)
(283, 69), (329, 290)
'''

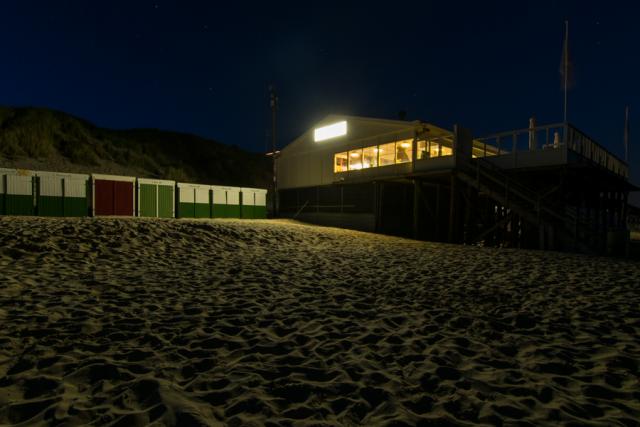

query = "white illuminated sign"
(314, 121), (347, 142)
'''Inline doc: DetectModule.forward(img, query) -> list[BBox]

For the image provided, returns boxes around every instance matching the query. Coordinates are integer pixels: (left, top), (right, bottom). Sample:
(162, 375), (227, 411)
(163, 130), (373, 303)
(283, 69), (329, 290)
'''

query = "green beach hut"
(211, 186), (242, 218)
(2, 169), (35, 216)
(0, 168), (13, 215)
(210, 185), (228, 218)
(240, 187), (268, 219)
(254, 189), (267, 218)
(226, 187), (241, 218)
(137, 178), (175, 218)
(36, 171), (90, 217)
(177, 182), (211, 218)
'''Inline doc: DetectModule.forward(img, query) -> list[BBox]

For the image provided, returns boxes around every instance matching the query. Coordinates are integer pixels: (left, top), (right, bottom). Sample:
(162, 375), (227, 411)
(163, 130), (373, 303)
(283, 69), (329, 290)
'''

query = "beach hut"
(240, 187), (268, 219)
(211, 186), (253, 218)
(254, 188), (267, 218)
(1, 169), (35, 216)
(35, 171), (90, 217)
(0, 168), (13, 215)
(211, 185), (227, 218)
(92, 174), (136, 216)
(210, 186), (242, 218)
(211, 185), (241, 218)
(137, 178), (175, 218)
(226, 187), (242, 218)
(176, 182), (211, 218)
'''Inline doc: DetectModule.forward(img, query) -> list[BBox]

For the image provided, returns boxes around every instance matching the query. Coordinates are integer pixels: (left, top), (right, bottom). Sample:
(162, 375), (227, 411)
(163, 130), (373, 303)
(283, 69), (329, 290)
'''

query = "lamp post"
(269, 85), (278, 217)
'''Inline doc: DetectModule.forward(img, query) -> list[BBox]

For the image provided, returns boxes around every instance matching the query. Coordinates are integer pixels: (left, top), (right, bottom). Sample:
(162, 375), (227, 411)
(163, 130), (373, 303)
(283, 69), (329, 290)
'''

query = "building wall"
(279, 181), (377, 232)
(277, 116), (425, 189)
(278, 180), (422, 238)
(294, 212), (376, 232)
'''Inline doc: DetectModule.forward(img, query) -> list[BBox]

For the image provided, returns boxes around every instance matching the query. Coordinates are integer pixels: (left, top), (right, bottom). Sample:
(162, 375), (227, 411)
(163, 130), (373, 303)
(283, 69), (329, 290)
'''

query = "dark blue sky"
(1, 1), (638, 184)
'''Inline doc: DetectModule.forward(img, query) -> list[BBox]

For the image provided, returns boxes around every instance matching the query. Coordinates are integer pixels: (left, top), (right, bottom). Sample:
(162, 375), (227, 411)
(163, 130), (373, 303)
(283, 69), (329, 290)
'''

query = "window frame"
(362, 145), (379, 169)
(378, 141), (396, 167)
(348, 148), (364, 171)
(395, 139), (413, 164)
(334, 151), (349, 173)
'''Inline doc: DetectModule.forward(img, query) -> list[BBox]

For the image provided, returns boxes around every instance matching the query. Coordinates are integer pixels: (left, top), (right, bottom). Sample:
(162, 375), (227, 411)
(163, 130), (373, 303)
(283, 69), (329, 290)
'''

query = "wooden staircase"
(456, 157), (598, 253)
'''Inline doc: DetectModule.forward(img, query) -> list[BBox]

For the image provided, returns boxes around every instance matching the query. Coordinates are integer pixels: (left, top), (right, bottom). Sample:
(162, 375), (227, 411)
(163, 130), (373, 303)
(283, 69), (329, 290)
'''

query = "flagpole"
(624, 106), (630, 163)
(563, 20), (569, 123)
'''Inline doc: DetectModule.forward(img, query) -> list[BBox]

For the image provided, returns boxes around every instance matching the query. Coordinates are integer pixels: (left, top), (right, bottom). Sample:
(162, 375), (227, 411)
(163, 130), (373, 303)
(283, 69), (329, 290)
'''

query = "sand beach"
(0, 217), (639, 426)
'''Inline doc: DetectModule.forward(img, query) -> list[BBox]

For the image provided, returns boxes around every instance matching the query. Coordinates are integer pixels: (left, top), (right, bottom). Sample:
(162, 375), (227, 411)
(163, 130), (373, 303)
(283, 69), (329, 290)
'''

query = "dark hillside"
(0, 107), (270, 187)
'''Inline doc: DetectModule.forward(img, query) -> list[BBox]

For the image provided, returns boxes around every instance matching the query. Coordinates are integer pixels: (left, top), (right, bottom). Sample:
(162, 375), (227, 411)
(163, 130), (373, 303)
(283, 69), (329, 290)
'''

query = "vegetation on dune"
(0, 106), (271, 187)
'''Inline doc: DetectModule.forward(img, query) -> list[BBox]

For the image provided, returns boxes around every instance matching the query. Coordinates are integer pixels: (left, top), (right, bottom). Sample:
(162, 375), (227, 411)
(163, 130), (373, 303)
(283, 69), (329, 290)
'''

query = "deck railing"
(476, 123), (628, 178)
(565, 125), (629, 178)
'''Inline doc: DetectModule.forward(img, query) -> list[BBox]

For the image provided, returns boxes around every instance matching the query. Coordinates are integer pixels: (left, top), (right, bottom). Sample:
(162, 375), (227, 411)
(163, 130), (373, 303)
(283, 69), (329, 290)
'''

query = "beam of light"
(314, 121), (347, 142)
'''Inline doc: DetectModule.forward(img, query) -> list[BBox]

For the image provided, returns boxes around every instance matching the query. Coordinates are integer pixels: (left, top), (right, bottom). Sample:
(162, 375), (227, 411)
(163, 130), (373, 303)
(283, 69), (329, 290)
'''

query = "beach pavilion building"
(276, 115), (635, 254)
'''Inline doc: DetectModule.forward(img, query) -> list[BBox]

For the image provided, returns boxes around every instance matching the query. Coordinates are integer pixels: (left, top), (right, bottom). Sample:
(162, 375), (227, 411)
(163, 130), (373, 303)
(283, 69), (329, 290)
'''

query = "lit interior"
(472, 144), (498, 157)
(334, 152), (348, 172)
(314, 121), (348, 142)
(334, 134), (500, 174)
(395, 139), (413, 163)
(417, 139), (453, 159)
(348, 149), (363, 170)
(417, 140), (428, 159)
(362, 146), (378, 168)
(335, 137), (460, 173)
(379, 142), (396, 166)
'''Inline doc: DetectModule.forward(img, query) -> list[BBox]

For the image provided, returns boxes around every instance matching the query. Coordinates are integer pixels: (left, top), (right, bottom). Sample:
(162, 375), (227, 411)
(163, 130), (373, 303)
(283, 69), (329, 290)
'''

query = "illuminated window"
(362, 146), (378, 168)
(429, 141), (441, 157)
(378, 142), (395, 166)
(348, 149), (363, 170)
(417, 140), (428, 159)
(334, 152), (348, 172)
(314, 121), (348, 142)
(396, 139), (413, 163)
(417, 139), (454, 158)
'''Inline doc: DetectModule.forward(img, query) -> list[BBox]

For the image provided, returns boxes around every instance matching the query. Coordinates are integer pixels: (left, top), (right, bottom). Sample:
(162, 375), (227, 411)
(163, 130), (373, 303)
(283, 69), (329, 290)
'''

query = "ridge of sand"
(0, 217), (639, 426)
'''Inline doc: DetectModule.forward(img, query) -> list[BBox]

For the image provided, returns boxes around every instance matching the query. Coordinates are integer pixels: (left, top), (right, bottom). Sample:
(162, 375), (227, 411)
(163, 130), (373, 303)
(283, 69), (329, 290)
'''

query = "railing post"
(512, 133), (517, 168)
(546, 128), (550, 147)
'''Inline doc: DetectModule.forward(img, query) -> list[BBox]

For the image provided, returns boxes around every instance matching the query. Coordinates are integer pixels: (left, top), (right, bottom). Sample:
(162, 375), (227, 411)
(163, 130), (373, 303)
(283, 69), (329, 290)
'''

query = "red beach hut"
(91, 174), (136, 216)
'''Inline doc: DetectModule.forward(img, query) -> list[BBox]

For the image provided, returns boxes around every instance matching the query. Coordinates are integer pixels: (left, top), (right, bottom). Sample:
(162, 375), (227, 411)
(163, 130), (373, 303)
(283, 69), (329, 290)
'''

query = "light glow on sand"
(314, 121), (347, 142)
(1, 217), (639, 425)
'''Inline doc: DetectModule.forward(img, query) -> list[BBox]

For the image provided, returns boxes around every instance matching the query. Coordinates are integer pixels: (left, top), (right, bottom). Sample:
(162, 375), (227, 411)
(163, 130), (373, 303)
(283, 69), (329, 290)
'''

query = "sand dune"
(0, 217), (639, 426)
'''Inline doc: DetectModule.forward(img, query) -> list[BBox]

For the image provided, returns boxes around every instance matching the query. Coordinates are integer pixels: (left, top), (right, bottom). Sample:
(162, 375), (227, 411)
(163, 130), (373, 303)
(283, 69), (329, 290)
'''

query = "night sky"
(1, 1), (638, 185)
